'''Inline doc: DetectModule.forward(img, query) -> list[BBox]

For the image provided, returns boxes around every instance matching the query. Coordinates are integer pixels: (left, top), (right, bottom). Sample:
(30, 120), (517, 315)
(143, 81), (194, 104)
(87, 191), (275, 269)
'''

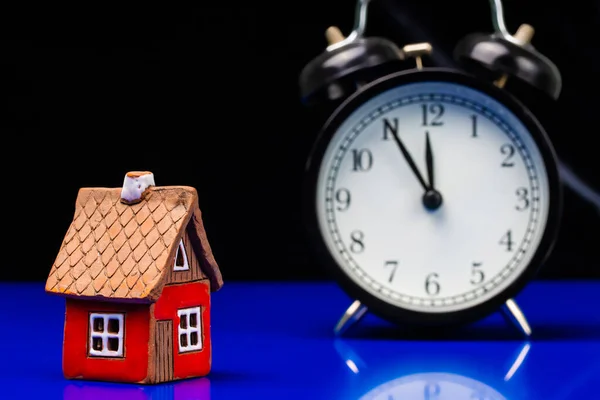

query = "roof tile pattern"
(45, 186), (210, 302)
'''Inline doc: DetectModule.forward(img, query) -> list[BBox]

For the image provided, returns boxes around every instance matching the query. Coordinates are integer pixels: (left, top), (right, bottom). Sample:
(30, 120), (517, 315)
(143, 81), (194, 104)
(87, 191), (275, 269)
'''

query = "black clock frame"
(303, 68), (563, 328)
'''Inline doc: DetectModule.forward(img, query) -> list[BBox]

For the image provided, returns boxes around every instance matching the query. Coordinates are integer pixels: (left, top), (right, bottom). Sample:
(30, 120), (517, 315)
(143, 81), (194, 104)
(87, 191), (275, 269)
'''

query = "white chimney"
(120, 171), (155, 204)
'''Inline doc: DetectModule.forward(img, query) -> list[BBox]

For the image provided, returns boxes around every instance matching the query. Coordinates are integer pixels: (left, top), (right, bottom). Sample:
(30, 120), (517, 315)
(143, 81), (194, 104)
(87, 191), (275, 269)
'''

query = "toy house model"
(45, 171), (223, 384)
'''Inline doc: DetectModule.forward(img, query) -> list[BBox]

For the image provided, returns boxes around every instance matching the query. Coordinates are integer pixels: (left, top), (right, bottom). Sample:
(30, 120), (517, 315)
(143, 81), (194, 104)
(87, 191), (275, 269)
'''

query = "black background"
(1, 0), (598, 283)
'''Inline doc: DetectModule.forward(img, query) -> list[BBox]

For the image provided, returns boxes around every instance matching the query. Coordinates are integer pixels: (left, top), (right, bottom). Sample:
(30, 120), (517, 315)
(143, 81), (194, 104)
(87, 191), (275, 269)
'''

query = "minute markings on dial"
(323, 93), (541, 306)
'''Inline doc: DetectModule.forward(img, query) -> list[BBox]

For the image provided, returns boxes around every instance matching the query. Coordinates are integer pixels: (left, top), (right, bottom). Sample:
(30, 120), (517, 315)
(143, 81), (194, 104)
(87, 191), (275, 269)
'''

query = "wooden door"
(154, 320), (174, 383)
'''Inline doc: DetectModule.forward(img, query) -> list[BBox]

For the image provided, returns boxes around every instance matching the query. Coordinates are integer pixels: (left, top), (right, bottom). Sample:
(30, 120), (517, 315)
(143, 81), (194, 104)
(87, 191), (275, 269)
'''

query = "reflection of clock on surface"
(359, 373), (506, 400)
(299, 0), (563, 336)
(333, 339), (532, 400)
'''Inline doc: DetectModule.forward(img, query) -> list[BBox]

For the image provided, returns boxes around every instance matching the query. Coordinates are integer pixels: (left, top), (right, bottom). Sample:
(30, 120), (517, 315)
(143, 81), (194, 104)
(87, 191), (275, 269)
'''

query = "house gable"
(173, 239), (189, 271)
(165, 224), (208, 285)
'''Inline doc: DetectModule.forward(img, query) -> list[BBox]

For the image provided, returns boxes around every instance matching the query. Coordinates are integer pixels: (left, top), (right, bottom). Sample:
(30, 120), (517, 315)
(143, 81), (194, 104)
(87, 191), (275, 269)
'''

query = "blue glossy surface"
(1, 281), (598, 399)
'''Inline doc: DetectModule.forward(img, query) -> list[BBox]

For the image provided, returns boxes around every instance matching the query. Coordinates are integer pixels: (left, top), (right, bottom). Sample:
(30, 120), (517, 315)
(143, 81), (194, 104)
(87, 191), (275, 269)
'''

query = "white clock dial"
(359, 373), (506, 400)
(316, 81), (551, 313)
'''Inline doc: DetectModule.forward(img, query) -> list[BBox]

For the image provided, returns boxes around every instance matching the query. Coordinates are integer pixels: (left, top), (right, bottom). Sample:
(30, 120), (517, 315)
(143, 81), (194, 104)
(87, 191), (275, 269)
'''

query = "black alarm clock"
(299, 0), (563, 336)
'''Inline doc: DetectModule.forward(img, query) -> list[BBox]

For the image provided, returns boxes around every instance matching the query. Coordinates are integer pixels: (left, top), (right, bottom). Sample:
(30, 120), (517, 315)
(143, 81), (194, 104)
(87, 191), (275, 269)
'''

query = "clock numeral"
(471, 114), (478, 137)
(424, 382), (441, 400)
(384, 260), (399, 283)
(470, 392), (486, 400)
(422, 103), (445, 126)
(425, 273), (440, 296)
(515, 187), (530, 211)
(499, 230), (514, 252)
(351, 149), (373, 171)
(500, 144), (515, 167)
(335, 188), (351, 211)
(349, 230), (365, 253)
(382, 117), (398, 140)
(470, 262), (485, 285)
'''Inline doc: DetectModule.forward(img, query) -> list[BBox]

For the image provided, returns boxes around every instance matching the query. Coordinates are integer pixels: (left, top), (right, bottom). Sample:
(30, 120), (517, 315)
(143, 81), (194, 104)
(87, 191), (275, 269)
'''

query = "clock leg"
(501, 298), (532, 337)
(334, 300), (368, 336)
(504, 341), (531, 381)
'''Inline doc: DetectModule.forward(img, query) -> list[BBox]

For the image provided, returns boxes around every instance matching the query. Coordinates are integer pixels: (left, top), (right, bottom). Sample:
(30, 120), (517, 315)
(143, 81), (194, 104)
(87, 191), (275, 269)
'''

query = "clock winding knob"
(325, 26), (346, 46)
(402, 42), (433, 70)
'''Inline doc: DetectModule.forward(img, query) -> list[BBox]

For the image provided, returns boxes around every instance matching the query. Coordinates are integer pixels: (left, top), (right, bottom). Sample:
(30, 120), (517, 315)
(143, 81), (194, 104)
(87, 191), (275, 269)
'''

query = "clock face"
(359, 373), (506, 400)
(311, 72), (558, 317)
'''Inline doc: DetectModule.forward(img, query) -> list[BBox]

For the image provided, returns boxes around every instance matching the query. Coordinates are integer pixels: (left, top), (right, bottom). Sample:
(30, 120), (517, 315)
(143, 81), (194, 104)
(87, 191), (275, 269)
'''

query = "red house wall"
(62, 299), (151, 383)
(154, 280), (212, 379)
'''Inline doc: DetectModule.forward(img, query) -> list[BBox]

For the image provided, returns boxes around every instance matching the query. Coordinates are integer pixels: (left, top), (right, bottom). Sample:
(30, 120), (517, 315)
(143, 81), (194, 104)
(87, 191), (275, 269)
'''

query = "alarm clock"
(299, 0), (563, 336)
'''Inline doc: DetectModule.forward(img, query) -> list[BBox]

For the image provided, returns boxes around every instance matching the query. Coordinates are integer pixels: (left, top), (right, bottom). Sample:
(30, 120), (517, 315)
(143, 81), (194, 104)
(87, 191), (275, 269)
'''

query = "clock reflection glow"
(358, 372), (507, 400)
(334, 337), (532, 400)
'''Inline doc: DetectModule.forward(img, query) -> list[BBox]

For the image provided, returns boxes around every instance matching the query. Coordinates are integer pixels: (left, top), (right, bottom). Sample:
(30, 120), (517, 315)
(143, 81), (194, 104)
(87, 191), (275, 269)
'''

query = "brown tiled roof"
(45, 186), (223, 302)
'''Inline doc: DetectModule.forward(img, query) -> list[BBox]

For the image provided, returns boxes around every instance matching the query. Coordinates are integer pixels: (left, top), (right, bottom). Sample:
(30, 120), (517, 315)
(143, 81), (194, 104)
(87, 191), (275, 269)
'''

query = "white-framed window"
(177, 307), (202, 352)
(89, 313), (124, 357)
(173, 239), (189, 271)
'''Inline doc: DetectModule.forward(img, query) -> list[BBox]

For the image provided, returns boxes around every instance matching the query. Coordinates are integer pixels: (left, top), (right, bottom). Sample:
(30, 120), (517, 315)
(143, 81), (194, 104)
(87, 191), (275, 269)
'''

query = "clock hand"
(425, 131), (435, 189)
(391, 130), (429, 192)
(422, 131), (443, 211)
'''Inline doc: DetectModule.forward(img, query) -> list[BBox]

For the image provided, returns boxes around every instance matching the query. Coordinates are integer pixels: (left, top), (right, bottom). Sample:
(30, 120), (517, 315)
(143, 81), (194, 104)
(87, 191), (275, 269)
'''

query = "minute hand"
(391, 131), (429, 192)
(425, 131), (435, 189)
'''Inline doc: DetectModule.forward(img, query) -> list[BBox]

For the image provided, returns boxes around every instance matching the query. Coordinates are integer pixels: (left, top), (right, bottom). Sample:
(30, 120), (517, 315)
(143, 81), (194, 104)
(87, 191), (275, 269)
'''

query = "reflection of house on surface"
(45, 171), (223, 384)
(358, 373), (506, 400)
(62, 377), (210, 400)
